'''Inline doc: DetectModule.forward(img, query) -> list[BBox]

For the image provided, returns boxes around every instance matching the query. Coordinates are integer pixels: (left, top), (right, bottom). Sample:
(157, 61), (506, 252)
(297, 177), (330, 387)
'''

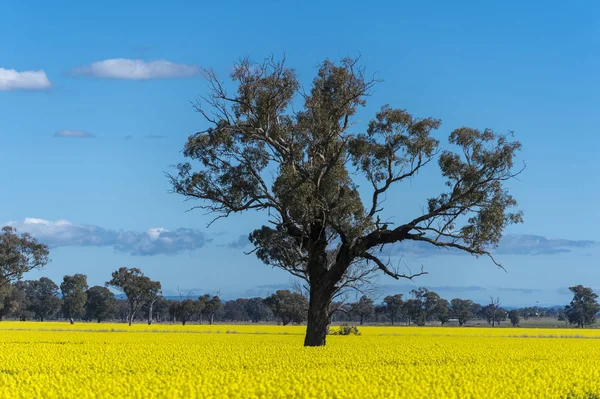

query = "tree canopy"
(168, 55), (523, 345)
(61, 274), (89, 324)
(0, 227), (50, 286)
(565, 285), (600, 328)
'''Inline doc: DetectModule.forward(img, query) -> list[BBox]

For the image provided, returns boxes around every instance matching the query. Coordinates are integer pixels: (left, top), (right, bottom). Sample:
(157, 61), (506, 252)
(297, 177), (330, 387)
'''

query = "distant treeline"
(1, 268), (597, 327)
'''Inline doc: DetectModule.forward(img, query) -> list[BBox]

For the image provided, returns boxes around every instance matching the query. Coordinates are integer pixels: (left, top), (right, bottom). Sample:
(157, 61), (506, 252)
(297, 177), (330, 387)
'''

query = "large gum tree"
(169, 56), (523, 346)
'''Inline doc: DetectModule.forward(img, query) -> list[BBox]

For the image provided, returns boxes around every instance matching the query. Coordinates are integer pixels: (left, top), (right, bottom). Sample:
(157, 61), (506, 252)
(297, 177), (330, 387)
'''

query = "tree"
(85, 286), (118, 323)
(450, 298), (474, 326)
(198, 294), (223, 325)
(404, 299), (422, 326)
(143, 282), (162, 326)
(170, 299), (199, 325)
(410, 287), (442, 326)
(143, 296), (170, 323)
(487, 297), (501, 327)
(0, 227), (50, 286)
(169, 56), (524, 346)
(245, 297), (273, 322)
(557, 308), (568, 325)
(565, 285), (600, 328)
(508, 309), (520, 327)
(105, 267), (161, 326)
(437, 299), (451, 325)
(0, 284), (22, 320)
(25, 277), (62, 322)
(223, 298), (249, 322)
(382, 294), (404, 326)
(60, 274), (88, 324)
(350, 295), (375, 325)
(264, 290), (308, 325)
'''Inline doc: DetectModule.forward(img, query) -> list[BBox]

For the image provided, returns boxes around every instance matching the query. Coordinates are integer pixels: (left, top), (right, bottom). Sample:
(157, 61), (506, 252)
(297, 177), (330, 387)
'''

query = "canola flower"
(0, 322), (599, 398)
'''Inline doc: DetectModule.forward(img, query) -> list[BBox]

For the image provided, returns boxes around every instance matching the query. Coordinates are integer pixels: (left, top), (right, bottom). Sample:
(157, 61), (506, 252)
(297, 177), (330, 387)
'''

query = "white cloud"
(71, 59), (200, 80)
(54, 129), (95, 138)
(0, 68), (51, 91)
(4, 218), (211, 256)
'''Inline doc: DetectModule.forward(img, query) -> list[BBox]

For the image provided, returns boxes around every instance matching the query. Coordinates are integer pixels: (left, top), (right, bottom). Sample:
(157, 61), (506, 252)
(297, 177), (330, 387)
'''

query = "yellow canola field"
(0, 322), (599, 398)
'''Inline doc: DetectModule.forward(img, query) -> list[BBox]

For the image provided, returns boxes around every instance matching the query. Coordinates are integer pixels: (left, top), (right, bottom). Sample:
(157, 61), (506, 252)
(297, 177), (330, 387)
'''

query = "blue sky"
(1, 0), (598, 306)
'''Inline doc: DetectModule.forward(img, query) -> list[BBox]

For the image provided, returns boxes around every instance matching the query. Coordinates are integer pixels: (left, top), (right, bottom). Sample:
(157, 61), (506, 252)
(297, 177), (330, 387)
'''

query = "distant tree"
(495, 308), (507, 325)
(60, 274), (88, 324)
(143, 283), (162, 326)
(450, 298), (474, 326)
(508, 309), (520, 327)
(350, 296), (375, 325)
(403, 299), (423, 326)
(105, 267), (161, 326)
(170, 299), (199, 325)
(565, 285), (600, 328)
(143, 296), (170, 323)
(264, 290), (308, 325)
(25, 277), (62, 322)
(374, 304), (387, 323)
(0, 284), (22, 321)
(169, 56), (524, 346)
(383, 294), (404, 326)
(12, 281), (32, 321)
(437, 299), (451, 325)
(470, 303), (483, 320)
(224, 298), (249, 322)
(410, 287), (442, 325)
(85, 286), (118, 323)
(486, 297), (501, 327)
(198, 294), (223, 325)
(0, 227), (50, 286)
(557, 308), (568, 325)
(245, 297), (273, 322)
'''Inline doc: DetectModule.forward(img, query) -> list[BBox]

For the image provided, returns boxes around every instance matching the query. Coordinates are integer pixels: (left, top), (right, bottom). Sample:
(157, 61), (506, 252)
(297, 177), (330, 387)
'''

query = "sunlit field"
(1, 322), (600, 398)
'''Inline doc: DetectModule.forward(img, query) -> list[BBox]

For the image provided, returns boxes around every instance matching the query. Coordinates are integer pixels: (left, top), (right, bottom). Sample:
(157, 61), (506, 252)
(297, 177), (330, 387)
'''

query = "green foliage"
(383, 294), (404, 325)
(23, 277), (62, 322)
(60, 274), (89, 323)
(451, 298), (474, 326)
(565, 285), (600, 328)
(329, 324), (361, 336)
(350, 296), (374, 325)
(198, 294), (223, 325)
(0, 226), (50, 286)
(85, 286), (118, 323)
(264, 290), (308, 326)
(169, 55), (524, 346)
(170, 299), (199, 325)
(105, 267), (161, 326)
(508, 309), (521, 327)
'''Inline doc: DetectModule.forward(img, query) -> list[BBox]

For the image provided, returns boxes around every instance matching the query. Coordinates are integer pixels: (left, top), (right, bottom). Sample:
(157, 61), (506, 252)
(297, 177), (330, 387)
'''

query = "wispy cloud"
(124, 135), (133, 140)
(495, 235), (596, 255)
(379, 284), (487, 294)
(145, 134), (165, 139)
(0, 67), (51, 91)
(54, 129), (95, 138)
(498, 287), (541, 294)
(71, 59), (200, 80)
(386, 234), (596, 257)
(4, 218), (211, 256)
(223, 234), (250, 249)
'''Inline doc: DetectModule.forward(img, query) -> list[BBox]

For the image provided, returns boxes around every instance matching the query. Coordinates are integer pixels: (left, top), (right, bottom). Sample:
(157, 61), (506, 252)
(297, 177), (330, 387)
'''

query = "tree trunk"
(304, 285), (335, 347)
(360, 315), (364, 326)
(148, 301), (154, 326)
(182, 320), (186, 326)
(209, 313), (214, 325)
